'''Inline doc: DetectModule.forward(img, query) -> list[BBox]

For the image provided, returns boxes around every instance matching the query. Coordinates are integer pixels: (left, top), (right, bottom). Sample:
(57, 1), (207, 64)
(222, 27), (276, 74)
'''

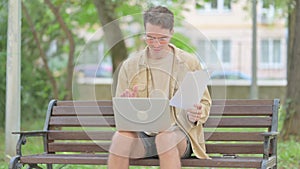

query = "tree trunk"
(45, 0), (75, 100)
(22, 2), (59, 99)
(281, 0), (300, 140)
(93, 0), (128, 71)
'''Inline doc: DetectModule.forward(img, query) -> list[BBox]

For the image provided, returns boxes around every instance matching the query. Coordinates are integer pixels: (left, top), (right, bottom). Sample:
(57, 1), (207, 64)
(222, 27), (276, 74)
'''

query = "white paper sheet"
(169, 70), (209, 109)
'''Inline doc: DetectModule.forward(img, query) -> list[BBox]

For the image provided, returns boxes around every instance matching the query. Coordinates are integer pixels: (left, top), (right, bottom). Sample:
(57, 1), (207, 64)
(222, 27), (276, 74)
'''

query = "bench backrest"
(44, 99), (279, 157)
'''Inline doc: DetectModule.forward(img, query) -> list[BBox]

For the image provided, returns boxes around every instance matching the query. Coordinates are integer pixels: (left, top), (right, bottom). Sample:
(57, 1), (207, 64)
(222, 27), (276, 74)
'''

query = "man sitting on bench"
(108, 6), (212, 169)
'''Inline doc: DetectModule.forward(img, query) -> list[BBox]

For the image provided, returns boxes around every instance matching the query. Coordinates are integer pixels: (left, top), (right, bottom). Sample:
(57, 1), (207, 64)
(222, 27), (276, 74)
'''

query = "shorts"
(137, 129), (192, 158)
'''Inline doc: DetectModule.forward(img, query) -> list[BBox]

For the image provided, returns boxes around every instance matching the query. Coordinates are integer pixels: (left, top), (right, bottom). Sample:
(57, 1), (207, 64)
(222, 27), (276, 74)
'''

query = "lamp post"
(250, 0), (258, 99)
(5, 0), (21, 159)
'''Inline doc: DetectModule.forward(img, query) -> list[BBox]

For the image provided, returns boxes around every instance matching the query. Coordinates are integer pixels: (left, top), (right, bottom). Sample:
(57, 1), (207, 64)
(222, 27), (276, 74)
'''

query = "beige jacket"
(115, 44), (212, 159)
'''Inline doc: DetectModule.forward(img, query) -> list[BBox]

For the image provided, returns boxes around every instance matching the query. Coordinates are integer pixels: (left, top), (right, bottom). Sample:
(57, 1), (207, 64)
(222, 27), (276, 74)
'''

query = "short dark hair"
(143, 6), (174, 31)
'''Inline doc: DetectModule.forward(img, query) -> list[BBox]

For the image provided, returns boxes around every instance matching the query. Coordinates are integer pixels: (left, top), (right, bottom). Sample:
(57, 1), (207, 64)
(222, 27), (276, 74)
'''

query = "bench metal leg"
(9, 156), (22, 169)
(46, 164), (53, 169)
(261, 156), (277, 169)
(27, 164), (42, 169)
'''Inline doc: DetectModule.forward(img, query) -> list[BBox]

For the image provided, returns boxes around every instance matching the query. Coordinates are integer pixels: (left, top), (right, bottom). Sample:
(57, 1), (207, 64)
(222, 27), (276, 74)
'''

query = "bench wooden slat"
(49, 116), (115, 127)
(52, 106), (113, 116)
(206, 144), (263, 154)
(49, 116), (271, 128)
(212, 99), (274, 105)
(19, 154), (262, 168)
(204, 117), (272, 127)
(48, 142), (263, 154)
(48, 131), (114, 140)
(56, 100), (112, 106)
(20, 154), (108, 165)
(210, 105), (273, 116)
(47, 131), (264, 141)
(51, 105), (273, 116)
(131, 157), (262, 168)
(48, 142), (110, 153)
(56, 99), (274, 106)
(205, 132), (264, 141)
(49, 116), (271, 127)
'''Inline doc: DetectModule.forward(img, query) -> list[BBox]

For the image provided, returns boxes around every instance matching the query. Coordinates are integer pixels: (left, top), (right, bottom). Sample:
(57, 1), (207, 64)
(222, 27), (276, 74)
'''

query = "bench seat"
(20, 154), (269, 168)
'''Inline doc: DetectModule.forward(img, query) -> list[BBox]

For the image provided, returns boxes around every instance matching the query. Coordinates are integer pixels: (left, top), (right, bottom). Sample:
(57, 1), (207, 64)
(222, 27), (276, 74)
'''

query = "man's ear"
(170, 29), (174, 35)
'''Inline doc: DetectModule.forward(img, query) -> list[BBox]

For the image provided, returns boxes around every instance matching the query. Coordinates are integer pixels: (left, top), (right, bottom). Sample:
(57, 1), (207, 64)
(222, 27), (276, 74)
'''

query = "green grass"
(277, 137), (300, 169)
(1, 115), (300, 169)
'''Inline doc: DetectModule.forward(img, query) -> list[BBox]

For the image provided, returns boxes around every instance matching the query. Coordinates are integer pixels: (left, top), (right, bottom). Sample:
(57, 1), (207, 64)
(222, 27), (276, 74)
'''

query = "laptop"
(112, 97), (172, 132)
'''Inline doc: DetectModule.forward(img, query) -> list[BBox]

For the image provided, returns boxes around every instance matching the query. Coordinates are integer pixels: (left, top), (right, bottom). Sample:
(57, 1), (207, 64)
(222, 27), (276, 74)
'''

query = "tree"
(22, 1), (59, 99)
(44, 0), (75, 100)
(19, 0), (92, 120)
(21, 0), (90, 100)
(93, 0), (128, 72)
(6, 0), (192, 122)
(281, 0), (300, 140)
(0, 1), (8, 128)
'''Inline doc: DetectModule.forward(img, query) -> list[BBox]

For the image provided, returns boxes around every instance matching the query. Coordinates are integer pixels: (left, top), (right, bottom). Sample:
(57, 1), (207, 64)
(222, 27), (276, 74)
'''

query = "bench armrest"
(12, 131), (48, 156)
(12, 130), (47, 136)
(261, 131), (278, 137)
(261, 131), (278, 159)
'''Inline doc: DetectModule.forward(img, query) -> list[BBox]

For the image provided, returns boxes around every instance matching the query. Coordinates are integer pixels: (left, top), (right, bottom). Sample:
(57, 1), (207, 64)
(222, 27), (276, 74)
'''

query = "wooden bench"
(9, 99), (279, 169)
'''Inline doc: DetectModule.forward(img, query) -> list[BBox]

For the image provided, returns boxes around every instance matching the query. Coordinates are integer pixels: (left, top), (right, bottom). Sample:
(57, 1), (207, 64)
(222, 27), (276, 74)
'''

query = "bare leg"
(155, 130), (187, 169)
(108, 131), (145, 169)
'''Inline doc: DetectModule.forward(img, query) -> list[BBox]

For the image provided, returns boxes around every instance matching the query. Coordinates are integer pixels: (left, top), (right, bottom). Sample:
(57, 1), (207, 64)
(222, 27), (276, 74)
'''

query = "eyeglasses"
(144, 35), (170, 44)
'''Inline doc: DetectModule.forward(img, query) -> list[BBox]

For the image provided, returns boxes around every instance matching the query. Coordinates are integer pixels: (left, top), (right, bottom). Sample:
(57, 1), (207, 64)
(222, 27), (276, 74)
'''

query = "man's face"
(145, 23), (173, 56)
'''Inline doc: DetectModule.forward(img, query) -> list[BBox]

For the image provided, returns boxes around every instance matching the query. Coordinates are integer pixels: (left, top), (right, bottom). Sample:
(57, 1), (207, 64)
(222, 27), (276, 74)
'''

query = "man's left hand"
(187, 104), (203, 124)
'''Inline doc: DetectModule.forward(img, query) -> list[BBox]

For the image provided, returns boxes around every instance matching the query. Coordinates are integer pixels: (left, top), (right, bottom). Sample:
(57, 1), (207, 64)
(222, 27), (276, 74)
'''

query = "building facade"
(182, 0), (287, 80)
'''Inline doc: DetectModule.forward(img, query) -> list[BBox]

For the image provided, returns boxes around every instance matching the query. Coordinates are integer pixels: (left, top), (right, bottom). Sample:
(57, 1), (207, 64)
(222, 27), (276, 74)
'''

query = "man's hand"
(120, 85), (138, 97)
(187, 103), (203, 124)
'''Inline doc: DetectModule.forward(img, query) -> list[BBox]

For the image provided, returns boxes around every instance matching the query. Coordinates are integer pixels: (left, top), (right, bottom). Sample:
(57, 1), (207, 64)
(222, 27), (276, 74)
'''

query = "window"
(196, 0), (232, 12)
(198, 39), (231, 65)
(258, 1), (275, 24)
(212, 40), (231, 63)
(260, 39), (282, 68)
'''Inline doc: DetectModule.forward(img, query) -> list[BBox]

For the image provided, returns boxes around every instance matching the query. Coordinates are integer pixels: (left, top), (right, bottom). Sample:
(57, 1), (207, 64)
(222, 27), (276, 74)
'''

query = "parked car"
(210, 71), (251, 80)
(75, 63), (112, 78)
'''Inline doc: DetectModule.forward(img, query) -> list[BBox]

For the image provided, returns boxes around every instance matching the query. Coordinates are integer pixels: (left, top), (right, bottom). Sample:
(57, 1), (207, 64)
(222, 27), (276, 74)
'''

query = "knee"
(155, 132), (177, 145)
(110, 131), (145, 158)
(109, 131), (137, 156)
(111, 131), (136, 145)
(114, 131), (136, 138)
(155, 132), (178, 155)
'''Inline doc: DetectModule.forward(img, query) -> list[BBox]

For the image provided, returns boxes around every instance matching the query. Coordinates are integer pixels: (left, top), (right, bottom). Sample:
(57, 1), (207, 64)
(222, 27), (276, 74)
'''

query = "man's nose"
(152, 39), (161, 47)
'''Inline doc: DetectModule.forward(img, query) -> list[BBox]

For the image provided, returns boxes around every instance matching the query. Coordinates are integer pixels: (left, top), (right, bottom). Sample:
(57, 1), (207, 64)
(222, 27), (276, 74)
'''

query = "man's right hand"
(120, 85), (138, 97)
